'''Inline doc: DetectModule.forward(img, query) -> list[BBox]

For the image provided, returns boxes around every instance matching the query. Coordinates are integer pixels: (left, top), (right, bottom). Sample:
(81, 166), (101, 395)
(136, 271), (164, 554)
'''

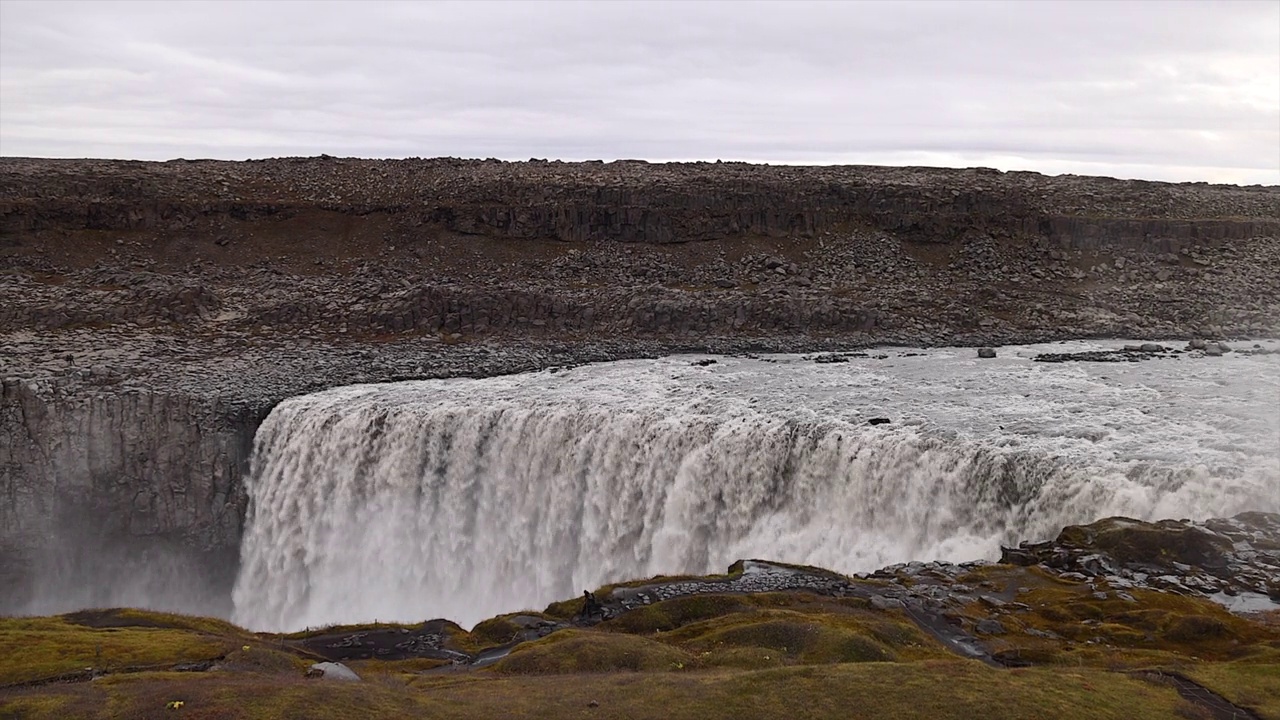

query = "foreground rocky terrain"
(1, 513), (1277, 719)
(1, 157), (1278, 621)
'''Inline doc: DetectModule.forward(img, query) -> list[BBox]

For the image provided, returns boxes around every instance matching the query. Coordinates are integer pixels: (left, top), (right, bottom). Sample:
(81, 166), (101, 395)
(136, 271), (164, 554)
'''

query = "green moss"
(968, 580), (1279, 668)
(467, 617), (522, 647)
(280, 620), (451, 641)
(21, 660), (1196, 720)
(677, 616), (897, 665)
(1055, 517), (1234, 569)
(541, 597), (585, 620)
(1181, 661), (1280, 719)
(1163, 614), (1228, 643)
(61, 608), (247, 638)
(0, 616), (235, 685)
(346, 657), (451, 676)
(215, 645), (311, 675)
(1, 557), (1275, 720)
(604, 594), (753, 634)
(0, 695), (73, 720)
(489, 630), (690, 675)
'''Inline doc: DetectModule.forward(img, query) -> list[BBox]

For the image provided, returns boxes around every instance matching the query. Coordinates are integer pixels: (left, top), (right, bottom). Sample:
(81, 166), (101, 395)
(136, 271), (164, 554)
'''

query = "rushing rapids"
(232, 341), (1280, 631)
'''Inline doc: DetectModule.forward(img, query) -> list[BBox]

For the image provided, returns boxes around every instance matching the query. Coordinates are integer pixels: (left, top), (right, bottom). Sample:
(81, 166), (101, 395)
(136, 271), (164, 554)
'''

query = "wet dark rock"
(999, 547), (1040, 566)
(867, 417), (891, 425)
(1033, 347), (1168, 363)
(870, 595), (906, 610)
(1003, 513), (1280, 604)
(975, 619), (1006, 636)
(1056, 517), (1233, 569)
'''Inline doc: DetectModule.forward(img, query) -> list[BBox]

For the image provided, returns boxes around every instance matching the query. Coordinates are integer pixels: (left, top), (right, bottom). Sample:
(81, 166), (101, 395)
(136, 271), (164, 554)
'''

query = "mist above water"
(232, 341), (1280, 631)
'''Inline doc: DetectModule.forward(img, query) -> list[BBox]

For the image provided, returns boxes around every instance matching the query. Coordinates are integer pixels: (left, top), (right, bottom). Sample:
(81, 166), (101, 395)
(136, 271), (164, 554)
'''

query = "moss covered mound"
(1055, 516), (1235, 569)
(2, 556), (1277, 720)
(0, 614), (240, 686)
(0, 660), (1227, 720)
(491, 630), (690, 674)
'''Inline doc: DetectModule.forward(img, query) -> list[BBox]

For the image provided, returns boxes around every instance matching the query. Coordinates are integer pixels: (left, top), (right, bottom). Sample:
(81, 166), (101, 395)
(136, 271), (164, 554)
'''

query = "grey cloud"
(1, 0), (1276, 183)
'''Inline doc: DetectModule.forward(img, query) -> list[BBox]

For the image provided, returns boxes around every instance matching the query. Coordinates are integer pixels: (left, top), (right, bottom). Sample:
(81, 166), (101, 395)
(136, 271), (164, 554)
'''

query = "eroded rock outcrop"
(1001, 513), (1280, 608)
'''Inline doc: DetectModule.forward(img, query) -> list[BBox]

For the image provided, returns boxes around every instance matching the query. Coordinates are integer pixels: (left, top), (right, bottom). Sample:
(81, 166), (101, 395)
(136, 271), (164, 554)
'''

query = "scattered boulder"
(867, 418), (891, 426)
(1054, 517), (1234, 570)
(975, 619), (1006, 636)
(870, 594), (906, 610)
(307, 662), (361, 681)
(977, 348), (997, 359)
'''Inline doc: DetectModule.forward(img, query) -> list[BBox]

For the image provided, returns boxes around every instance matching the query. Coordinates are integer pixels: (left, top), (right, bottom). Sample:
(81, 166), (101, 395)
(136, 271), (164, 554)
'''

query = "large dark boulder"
(1053, 516), (1234, 571)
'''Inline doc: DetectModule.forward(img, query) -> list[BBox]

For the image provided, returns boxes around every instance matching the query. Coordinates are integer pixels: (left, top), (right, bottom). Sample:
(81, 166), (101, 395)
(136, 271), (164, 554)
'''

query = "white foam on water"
(232, 340), (1280, 631)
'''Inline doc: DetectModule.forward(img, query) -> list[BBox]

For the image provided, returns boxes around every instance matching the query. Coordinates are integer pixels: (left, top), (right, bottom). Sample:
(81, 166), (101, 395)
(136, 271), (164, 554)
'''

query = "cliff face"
(0, 378), (259, 615)
(2, 157), (1277, 248)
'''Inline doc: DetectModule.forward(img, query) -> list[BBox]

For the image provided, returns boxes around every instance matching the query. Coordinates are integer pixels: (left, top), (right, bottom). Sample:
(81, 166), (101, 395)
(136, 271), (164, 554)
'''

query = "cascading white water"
(232, 341), (1280, 631)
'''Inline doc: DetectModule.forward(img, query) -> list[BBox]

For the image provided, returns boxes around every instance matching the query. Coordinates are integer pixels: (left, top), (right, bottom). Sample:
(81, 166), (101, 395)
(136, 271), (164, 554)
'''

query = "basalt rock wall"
(2, 158), (1277, 250)
(0, 377), (261, 615)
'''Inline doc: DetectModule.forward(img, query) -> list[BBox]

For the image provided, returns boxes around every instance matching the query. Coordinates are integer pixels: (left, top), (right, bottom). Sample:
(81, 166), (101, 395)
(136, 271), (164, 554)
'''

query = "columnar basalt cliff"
(0, 377), (259, 615)
(1, 156), (1277, 617)
(2, 158), (1277, 246)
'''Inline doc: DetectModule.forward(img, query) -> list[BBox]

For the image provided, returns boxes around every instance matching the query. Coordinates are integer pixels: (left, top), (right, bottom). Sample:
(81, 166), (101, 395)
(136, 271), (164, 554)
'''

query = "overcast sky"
(1, 0), (1276, 184)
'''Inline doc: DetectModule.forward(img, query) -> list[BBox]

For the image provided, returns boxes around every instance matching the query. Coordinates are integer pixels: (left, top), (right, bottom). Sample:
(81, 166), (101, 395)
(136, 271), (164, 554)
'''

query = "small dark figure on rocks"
(579, 590), (604, 620)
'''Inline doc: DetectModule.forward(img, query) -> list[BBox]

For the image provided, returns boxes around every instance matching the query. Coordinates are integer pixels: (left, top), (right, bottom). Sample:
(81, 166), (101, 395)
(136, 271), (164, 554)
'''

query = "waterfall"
(232, 348), (1280, 631)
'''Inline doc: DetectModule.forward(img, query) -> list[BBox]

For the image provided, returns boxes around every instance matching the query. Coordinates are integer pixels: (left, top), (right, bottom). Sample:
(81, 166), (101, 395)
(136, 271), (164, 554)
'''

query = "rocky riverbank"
(283, 513), (1280, 675)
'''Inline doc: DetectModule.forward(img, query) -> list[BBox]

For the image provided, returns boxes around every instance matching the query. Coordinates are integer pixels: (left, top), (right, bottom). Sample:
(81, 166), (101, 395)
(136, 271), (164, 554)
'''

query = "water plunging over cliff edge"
(232, 341), (1280, 631)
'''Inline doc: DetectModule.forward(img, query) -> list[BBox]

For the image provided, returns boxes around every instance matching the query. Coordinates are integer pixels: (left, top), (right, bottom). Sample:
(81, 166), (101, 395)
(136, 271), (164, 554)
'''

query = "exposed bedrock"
(2, 158), (1277, 249)
(0, 378), (261, 615)
(5, 193), (1275, 251)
